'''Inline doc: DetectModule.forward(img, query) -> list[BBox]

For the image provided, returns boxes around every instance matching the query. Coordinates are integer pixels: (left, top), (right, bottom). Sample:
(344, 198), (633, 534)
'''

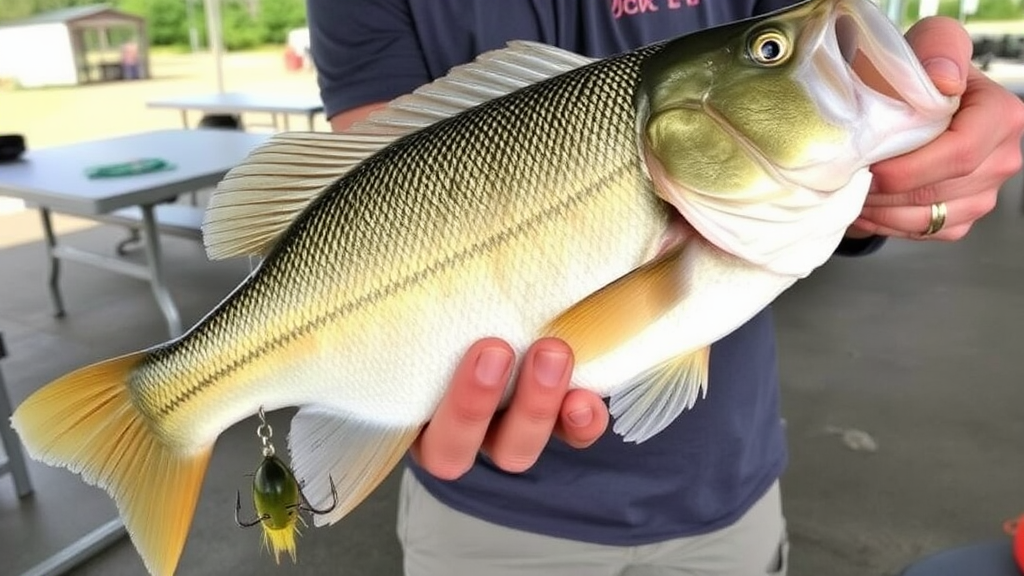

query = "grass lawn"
(0, 49), (326, 149)
(963, 18), (1024, 36)
(0, 48), (325, 234)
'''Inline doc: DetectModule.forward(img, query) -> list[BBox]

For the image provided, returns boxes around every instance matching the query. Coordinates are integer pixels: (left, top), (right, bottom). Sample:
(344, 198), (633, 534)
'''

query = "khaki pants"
(397, 469), (789, 576)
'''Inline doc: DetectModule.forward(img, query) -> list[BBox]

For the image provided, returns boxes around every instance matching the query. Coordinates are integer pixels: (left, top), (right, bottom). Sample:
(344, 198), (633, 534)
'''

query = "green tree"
(117, 0), (191, 46)
(972, 0), (1023, 19)
(904, 0), (961, 19)
(259, 0), (307, 44)
(0, 0), (38, 22)
(222, 0), (265, 50)
(0, 0), (102, 22)
(905, 0), (1024, 20)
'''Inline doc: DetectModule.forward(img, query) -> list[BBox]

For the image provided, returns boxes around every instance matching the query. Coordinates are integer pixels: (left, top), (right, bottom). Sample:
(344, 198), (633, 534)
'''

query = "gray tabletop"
(0, 129), (268, 215)
(147, 92), (325, 115)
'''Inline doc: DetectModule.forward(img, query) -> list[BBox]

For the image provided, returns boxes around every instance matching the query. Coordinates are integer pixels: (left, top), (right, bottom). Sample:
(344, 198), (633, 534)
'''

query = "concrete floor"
(0, 166), (1022, 576)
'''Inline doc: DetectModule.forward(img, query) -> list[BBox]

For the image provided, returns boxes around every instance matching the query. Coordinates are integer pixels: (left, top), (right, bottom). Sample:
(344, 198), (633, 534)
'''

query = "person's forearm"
(330, 102), (389, 132)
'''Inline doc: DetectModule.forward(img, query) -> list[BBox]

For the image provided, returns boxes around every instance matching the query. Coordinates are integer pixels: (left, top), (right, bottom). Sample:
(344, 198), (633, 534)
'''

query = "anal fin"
(610, 347), (710, 443)
(287, 406), (420, 527)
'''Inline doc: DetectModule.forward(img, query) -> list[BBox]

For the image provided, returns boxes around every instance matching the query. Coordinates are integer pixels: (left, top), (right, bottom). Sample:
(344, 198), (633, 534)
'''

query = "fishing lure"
(235, 407), (338, 564)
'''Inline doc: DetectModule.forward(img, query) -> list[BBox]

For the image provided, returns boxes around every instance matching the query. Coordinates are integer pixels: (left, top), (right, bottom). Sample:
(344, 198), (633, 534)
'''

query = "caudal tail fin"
(10, 352), (212, 576)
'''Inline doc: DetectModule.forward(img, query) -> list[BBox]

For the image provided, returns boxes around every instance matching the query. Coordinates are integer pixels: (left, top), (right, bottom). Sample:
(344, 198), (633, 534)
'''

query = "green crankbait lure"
(235, 408), (337, 563)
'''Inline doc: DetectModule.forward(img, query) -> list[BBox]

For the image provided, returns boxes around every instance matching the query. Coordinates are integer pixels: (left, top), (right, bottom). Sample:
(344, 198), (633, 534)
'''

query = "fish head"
(637, 0), (959, 275)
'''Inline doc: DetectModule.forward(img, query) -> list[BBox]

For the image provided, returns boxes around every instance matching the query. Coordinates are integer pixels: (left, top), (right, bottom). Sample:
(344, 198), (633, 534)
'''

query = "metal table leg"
(0, 334), (33, 498)
(0, 337), (125, 575)
(38, 205), (185, 339)
(139, 205), (183, 338)
(38, 209), (65, 318)
(18, 518), (126, 576)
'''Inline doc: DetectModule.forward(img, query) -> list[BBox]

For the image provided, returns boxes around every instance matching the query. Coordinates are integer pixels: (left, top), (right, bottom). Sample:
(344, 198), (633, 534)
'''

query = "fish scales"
(130, 45), (670, 444)
(11, 1), (962, 572)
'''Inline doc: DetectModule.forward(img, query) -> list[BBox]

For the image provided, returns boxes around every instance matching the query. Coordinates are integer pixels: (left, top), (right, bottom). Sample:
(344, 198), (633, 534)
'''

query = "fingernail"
(567, 406), (593, 427)
(533, 349), (569, 387)
(923, 57), (962, 85)
(474, 347), (512, 387)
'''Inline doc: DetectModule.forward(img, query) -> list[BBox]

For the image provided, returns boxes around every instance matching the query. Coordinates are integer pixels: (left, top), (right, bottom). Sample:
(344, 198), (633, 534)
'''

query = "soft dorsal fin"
(202, 41), (596, 261)
(202, 132), (394, 260)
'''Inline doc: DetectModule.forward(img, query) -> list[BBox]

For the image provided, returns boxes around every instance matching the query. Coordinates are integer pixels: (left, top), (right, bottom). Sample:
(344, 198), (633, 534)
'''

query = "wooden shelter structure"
(0, 5), (149, 88)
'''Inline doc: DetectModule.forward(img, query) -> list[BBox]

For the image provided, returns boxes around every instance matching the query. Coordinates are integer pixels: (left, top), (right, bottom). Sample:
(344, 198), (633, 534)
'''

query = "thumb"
(904, 16), (972, 97)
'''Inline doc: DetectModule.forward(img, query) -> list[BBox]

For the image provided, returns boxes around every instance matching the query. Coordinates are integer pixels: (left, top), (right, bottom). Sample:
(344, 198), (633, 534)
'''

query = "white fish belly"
(180, 197), (664, 443)
(574, 240), (796, 396)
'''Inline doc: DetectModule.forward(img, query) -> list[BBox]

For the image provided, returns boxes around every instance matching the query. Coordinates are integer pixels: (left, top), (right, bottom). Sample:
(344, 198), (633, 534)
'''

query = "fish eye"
(749, 30), (790, 66)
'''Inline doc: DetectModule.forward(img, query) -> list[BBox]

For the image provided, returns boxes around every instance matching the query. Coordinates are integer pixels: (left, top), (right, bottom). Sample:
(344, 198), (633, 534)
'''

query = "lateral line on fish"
(154, 163), (640, 417)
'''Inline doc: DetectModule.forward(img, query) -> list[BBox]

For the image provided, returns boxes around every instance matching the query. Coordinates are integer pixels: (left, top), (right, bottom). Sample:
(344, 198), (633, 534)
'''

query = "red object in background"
(284, 46), (303, 71)
(1008, 514), (1024, 572)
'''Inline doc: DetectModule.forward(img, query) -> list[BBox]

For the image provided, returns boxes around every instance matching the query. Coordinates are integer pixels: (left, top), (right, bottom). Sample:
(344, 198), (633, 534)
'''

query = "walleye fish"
(12, 0), (957, 573)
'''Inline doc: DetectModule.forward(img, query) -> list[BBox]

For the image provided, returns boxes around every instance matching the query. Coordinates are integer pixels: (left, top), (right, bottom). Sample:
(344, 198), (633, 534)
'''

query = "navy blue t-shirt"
(310, 0), (799, 119)
(307, 0), (866, 546)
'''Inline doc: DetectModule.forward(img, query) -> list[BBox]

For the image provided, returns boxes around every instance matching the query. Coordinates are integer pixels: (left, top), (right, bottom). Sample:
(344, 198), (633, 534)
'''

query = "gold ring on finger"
(922, 201), (947, 236)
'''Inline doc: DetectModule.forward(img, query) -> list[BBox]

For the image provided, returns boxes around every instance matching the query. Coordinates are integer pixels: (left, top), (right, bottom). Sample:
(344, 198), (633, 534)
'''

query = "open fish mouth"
(836, 12), (906, 101)
(806, 0), (957, 167)
(637, 0), (959, 275)
(816, 0), (950, 116)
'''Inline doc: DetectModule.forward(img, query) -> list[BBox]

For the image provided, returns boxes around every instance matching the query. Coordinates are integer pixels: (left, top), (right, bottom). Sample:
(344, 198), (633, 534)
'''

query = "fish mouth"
(823, 0), (947, 113)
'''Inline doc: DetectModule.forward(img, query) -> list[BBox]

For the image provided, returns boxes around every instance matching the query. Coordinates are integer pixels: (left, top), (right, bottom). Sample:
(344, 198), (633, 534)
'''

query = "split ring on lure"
(235, 407), (338, 563)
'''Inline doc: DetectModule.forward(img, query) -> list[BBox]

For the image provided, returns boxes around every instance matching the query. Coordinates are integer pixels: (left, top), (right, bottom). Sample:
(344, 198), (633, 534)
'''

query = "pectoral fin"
(610, 347), (710, 443)
(543, 242), (688, 364)
(286, 406), (419, 527)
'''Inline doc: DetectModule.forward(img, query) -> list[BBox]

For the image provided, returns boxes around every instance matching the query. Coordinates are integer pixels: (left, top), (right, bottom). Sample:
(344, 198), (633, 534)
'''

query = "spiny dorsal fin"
(610, 347), (710, 443)
(202, 41), (596, 261)
(350, 41), (596, 135)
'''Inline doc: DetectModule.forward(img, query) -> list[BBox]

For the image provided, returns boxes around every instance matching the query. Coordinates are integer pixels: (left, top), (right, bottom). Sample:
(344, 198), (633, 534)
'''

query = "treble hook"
(235, 491), (271, 528)
(234, 406), (340, 564)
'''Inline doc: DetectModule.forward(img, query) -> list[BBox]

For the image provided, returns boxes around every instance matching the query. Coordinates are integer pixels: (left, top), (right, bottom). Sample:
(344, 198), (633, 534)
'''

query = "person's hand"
(850, 17), (1024, 241)
(409, 337), (609, 481)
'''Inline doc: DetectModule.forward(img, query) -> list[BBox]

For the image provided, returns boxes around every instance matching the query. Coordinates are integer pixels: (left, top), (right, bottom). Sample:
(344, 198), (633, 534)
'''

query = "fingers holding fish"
(859, 17), (1024, 241)
(410, 339), (514, 481)
(856, 142), (1007, 240)
(411, 337), (593, 479)
(858, 70), (1024, 241)
(481, 338), (576, 473)
(553, 389), (610, 450)
(866, 70), (1024, 201)
(853, 196), (979, 241)
(902, 16), (972, 97)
